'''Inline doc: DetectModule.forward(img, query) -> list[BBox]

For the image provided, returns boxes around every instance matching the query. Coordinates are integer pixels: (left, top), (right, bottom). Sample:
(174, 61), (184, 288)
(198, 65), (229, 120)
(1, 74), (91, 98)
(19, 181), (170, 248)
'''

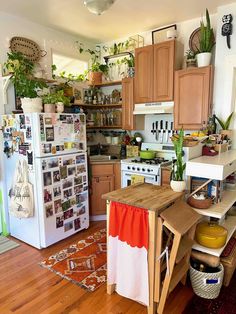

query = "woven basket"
(190, 263), (224, 299)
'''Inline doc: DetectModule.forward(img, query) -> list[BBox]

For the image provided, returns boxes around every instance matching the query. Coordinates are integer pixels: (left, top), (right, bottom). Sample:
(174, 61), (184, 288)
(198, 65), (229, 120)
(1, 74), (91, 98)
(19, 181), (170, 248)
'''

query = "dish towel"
(108, 201), (149, 305)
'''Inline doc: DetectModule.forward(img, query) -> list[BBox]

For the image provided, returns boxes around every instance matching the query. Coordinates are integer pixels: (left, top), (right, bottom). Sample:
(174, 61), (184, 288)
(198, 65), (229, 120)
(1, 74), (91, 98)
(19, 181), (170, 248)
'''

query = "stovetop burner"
(131, 157), (169, 165)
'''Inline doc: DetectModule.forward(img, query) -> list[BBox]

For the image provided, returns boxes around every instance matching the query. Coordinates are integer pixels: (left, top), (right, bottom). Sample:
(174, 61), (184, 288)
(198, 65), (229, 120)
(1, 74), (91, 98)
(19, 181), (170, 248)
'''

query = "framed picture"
(152, 24), (177, 44)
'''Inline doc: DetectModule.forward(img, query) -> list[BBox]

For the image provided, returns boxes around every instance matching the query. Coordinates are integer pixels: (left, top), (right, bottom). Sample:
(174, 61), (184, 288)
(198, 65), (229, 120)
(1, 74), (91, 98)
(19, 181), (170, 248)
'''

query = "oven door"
(122, 171), (158, 188)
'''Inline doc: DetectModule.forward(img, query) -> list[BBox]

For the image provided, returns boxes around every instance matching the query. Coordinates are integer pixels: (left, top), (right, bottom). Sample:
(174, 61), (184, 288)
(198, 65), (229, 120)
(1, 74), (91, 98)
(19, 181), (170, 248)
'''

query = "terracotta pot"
(89, 72), (102, 85)
(170, 180), (186, 192)
(21, 97), (43, 113)
(197, 52), (212, 67)
(44, 103), (55, 113)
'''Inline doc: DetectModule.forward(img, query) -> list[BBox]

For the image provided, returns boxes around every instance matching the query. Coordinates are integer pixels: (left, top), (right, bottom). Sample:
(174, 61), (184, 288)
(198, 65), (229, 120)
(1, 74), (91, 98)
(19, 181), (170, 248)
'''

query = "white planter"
(21, 97), (43, 113)
(170, 180), (186, 192)
(197, 52), (212, 67)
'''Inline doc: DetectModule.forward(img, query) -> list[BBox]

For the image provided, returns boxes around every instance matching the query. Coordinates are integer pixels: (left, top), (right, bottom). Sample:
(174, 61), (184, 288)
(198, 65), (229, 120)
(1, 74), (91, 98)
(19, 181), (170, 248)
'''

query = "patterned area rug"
(39, 229), (107, 291)
(183, 272), (236, 314)
(0, 236), (19, 254)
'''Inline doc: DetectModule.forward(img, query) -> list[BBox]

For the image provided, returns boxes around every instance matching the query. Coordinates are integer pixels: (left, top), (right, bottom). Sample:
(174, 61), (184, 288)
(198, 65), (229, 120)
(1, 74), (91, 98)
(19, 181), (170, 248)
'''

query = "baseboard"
(90, 215), (107, 221)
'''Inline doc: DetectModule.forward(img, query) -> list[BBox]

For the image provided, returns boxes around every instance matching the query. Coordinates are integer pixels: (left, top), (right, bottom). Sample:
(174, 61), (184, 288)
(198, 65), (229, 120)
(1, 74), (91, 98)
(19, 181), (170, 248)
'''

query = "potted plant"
(185, 49), (196, 68)
(170, 128), (186, 192)
(196, 9), (215, 67)
(5, 52), (46, 113)
(215, 112), (234, 139)
(77, 45), (109, 85)
(123, 54), (135, 77)
(42, 90), (70, 113)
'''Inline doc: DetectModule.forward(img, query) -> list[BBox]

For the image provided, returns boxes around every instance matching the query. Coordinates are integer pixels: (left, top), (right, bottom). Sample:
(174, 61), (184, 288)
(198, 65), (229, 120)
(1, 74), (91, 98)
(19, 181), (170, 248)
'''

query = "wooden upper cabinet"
(153, 40), (175, 102)
(134, 45), (154, 103)
(174, 65), (213, 130)
(122, 77), (134, 130)
(134, 40), (180, 104)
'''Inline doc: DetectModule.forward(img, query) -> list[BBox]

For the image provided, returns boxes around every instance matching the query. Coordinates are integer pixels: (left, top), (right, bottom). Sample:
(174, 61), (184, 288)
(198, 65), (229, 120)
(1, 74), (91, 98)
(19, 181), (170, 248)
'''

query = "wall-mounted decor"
(152, 24), (177, 44)
(222, 14), (233, 49)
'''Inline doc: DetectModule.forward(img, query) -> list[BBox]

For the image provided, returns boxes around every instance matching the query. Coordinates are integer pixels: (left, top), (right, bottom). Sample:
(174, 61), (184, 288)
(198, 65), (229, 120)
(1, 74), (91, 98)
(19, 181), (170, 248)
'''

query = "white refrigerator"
(1, 113), (89, 248)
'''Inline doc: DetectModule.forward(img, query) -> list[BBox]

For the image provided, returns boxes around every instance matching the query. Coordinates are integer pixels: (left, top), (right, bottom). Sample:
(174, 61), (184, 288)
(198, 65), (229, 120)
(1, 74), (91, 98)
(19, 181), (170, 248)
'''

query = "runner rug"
(39, 228), (107, 292)
(0, 236), (19, 254)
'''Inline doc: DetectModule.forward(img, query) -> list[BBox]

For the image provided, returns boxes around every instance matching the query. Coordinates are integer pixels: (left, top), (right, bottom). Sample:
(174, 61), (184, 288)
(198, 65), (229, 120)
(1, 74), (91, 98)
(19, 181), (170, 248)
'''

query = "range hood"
(133, 102), (174, 115)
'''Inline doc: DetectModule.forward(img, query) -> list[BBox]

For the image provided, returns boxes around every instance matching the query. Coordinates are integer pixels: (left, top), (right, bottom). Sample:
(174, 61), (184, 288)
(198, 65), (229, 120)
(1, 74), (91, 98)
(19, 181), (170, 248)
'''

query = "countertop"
(89, 159), (121, 165)
(102, 183), (184, 213)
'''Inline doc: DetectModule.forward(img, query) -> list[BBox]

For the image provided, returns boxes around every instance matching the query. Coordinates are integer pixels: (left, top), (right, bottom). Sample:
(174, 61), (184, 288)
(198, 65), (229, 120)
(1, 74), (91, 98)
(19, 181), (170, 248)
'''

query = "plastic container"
(190, 263), (224, 299)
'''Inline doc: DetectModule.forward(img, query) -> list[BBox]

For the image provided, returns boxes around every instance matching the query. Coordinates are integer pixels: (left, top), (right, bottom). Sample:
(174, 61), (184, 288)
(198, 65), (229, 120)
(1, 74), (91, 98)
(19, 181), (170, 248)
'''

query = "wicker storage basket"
(190, 263), (224, 299)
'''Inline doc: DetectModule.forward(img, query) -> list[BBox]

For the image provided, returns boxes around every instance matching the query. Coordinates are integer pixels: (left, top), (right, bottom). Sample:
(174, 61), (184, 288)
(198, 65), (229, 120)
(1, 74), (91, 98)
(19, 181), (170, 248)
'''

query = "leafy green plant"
(42, 90), (70, 106)
(185, 49), (196, 60)
(121, 54), (135, 67)
(5, 52), (46, 98)
(215, 112), (234, 130)
(171, 128), (186, 181)
(197, 9), (215, 53)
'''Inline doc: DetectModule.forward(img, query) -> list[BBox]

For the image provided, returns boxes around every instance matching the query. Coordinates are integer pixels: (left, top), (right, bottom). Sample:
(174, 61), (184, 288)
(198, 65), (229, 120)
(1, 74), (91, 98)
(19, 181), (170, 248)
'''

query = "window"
(52, 53), (88, 77)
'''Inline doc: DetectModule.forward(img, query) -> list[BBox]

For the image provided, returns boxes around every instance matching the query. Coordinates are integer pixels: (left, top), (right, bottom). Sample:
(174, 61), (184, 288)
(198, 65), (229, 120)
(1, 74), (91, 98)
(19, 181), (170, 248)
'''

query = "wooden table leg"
(154, 217), (163, 303)
(106, 200), (116, 295)
(147, 211), (157, 314)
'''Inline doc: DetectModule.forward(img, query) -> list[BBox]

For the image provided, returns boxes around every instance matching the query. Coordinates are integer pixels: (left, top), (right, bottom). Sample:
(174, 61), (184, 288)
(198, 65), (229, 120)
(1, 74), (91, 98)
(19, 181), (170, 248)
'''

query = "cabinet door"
(153, 40), (175, 102)
(90, 175), (114, 215)
(122, 77), (134, 130)
(134, 45), (153, 103)
(174, 66), (212, 130)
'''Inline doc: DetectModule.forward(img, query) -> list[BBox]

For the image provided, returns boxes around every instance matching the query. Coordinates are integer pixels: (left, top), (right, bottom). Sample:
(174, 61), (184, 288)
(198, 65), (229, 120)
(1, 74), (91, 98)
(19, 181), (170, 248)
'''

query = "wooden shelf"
(86, 125), (122, 129)
(88, 80), (122, 87)
(79, 104), (122, 109)
(191, 189), (236, 219)
(192, 215), (236, 257)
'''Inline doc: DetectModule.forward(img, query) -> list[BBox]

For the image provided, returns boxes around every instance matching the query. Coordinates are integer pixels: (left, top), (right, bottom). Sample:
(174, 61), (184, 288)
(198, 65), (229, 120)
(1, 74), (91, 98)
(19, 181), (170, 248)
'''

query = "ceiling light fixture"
(84, 0), (116, 15)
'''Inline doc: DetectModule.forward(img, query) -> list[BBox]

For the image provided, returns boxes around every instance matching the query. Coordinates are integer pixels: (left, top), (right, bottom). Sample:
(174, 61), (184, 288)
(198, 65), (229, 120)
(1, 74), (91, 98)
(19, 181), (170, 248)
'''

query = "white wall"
(0, 11), (95, 113)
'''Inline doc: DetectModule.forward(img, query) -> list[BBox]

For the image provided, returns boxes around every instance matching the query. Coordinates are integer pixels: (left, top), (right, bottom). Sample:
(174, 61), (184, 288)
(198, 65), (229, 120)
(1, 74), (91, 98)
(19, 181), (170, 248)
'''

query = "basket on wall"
(190, 263), (224, 299)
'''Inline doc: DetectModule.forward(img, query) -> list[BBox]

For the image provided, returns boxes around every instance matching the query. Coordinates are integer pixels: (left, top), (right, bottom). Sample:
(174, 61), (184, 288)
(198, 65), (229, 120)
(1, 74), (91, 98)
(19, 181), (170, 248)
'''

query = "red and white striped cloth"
(108, 201), (149, 305)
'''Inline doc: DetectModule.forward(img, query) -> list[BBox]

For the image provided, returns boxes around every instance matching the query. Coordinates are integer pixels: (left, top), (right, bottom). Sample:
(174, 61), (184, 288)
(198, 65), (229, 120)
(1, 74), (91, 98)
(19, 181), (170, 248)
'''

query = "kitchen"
(0, 1), (236, 314)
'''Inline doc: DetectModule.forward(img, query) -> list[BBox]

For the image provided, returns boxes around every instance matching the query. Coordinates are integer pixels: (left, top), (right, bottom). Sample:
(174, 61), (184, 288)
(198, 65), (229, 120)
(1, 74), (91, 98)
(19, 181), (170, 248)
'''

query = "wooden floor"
(0, 221), (193, 314)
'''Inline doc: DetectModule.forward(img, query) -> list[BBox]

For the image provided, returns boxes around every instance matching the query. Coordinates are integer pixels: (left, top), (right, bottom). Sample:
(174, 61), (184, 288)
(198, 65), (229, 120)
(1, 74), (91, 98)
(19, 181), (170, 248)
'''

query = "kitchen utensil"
(139, 149), (156, 159)
(165, 121), (168, 143)
(191, 250), (220, 268)
(195, 222), (228, 249)
(151, 122), (155, 135)
(160, 120), (163, 143)
(155, 121), (158, 141)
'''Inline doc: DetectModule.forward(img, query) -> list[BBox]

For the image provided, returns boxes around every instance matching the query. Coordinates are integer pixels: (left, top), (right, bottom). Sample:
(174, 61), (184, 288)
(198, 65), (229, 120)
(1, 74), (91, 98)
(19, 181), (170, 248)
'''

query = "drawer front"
(223, 160), (236, 179)
(92, 164), (114, 176)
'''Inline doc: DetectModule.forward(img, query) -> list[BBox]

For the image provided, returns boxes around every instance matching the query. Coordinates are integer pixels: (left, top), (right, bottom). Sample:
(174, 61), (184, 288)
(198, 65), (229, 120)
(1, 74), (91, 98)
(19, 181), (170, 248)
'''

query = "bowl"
(187, 196), (212, 209)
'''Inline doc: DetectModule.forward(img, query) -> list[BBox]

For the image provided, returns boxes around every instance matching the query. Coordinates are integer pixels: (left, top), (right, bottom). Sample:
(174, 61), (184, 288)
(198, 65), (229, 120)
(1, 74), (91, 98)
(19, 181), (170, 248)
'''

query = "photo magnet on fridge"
(45, 127), (54, 142)
(64, 208), (73, 220)
(45, 203), (53, 218)
(54, 199), (62, 214)
(48, 158), (59, 169)
(45, 117), (52, 125)
(74, 218), (81, 231)
(60, 166), (67, 179)
(44, 188), (52, 203)
(26, 127), (32, 139)
(64, 221), (73, 232)
(53, 186), (61, 198)
(56, 214), (64, 228)
(19, 115), (25, 129)
(53, 170), (61, 183)
(43, 171), (52, 186)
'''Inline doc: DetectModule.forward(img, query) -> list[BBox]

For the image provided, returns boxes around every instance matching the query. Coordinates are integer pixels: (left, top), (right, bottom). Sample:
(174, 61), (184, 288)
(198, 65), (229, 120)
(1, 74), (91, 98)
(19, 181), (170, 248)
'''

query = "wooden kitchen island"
(102, 183), (200, 314)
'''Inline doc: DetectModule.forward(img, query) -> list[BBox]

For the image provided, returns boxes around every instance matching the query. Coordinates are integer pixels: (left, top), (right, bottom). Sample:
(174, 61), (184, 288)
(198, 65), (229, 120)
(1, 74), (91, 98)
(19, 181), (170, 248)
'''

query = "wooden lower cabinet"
(90, 162), (121, 216)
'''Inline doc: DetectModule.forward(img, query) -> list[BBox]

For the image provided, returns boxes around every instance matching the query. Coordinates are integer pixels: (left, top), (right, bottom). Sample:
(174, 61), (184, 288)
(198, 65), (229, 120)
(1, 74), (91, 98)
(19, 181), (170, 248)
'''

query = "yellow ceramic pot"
(195, 222), (228, 249)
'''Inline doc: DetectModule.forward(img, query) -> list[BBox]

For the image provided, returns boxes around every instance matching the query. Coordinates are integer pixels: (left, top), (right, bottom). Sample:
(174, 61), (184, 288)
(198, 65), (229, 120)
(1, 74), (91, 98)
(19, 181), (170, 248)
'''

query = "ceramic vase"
(170, 180), (186, 192)
(127, 67), (135, 78)
(56, 102), (64, 113)
(21, 97), (43, 113)
(197, 52), (212, 67)
(44, 103), (55, 113)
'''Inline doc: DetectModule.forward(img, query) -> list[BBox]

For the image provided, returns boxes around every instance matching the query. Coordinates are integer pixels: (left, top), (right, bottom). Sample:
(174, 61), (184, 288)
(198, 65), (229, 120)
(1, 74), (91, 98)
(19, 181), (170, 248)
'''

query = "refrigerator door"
(35, 152), (89, 247)
(31, 113), (86, 158)
(0, 114), (41, 247)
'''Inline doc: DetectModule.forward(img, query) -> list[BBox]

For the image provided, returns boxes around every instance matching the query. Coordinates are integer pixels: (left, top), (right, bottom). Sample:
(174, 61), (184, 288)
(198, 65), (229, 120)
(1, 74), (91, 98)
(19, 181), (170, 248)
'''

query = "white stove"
(121, 143), (175, 187)
(121, 142), (203, 188)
